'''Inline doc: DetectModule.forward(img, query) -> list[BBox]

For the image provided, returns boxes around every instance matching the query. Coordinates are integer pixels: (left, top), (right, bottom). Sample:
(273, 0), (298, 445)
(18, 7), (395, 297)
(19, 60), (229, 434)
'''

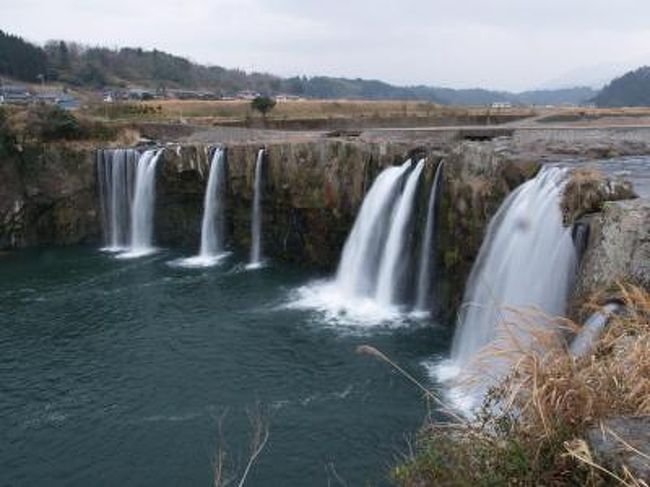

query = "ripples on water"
(0, 247), (450, 486)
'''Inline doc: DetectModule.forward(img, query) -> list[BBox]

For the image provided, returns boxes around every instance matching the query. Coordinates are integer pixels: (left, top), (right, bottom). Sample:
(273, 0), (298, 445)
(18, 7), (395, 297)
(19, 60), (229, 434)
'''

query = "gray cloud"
(3, 0), (650, 90)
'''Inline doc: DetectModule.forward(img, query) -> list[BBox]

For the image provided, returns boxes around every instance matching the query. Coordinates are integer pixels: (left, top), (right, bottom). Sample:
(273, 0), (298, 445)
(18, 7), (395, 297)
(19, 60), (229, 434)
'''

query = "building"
(0, 85), (32, 104)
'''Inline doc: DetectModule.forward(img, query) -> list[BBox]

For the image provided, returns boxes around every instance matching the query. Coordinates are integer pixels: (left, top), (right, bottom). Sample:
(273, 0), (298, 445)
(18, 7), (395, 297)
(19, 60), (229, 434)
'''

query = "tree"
(251, 96), (276, 117)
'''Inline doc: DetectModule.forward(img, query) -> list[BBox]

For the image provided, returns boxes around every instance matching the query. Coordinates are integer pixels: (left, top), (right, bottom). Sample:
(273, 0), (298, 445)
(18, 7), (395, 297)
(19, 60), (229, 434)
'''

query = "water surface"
(0, 247), (450, 486)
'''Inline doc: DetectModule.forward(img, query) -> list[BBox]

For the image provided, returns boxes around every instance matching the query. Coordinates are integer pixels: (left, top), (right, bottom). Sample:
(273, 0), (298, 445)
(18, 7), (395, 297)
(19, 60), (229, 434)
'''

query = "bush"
(27, 105), (84, 141)
(394, 284), (650, 486)
(251, 96), (276, 117)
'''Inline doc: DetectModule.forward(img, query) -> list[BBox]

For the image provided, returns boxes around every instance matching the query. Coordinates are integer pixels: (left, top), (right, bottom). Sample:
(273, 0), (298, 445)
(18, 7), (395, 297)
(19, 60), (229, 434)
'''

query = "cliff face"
(573, 198), (650, 306)
(0, 144), (98, 249)
(0, 137), (543, 317)
(435, 141), (540, 317)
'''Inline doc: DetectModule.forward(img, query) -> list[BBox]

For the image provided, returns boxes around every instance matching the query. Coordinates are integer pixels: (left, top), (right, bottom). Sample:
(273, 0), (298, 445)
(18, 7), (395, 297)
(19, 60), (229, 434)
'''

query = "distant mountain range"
(593, 66), (650, 107)
(0, 29), (620, 107)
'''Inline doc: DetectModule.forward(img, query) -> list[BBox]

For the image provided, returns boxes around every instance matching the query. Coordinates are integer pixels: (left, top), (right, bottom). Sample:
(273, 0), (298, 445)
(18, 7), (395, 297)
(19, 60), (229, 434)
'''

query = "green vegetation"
(594, 66), (650, 107)
(250, 96), (276, 117)
(0, 30), (47, 83)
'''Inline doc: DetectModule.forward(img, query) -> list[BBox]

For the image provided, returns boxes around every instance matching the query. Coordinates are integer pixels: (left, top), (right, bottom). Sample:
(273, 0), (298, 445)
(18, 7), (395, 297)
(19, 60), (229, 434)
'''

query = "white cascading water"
(335, 160), (412, 298)
(175, 147), (228, 267)
(414, 161), (444, 312)
(248, 149), (265, 269)
(121, 148), (164, 258)
(96, 148), (138, 251)
(199, 148), (227, 258)
(439, 166), (577, 412)
(375, 159), (425, 306)
(570, 302), (621, 357)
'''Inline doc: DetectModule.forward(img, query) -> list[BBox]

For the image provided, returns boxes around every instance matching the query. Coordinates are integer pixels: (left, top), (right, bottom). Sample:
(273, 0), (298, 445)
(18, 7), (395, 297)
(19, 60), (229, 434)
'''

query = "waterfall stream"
(97, 148), (162, 258)
(414, 162), (444, 313)
(375, 160), (424, 307)
(248, 149), (265, 269)
(440, 166), (577, 412)
(175, 147), (228, 267)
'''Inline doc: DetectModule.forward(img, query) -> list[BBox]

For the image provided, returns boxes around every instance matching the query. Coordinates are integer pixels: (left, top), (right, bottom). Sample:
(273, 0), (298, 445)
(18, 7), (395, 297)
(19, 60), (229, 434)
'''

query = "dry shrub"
(394, 284), (649, 486)
(561, 167), (636, 225)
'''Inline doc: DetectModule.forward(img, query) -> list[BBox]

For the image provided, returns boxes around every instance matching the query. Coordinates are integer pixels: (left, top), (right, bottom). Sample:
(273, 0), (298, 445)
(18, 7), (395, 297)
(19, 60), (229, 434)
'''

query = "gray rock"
(586, 416), (650, 482)
(574, 198), (650, 301)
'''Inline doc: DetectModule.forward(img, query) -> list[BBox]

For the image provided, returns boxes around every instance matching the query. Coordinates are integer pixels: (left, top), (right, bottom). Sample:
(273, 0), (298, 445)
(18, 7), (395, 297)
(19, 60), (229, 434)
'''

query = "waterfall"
(375, 159), (425, 306)
(335, 160), (412, 298)
(248, 149), (265, 268)
(199, 148), (227, 258)
(174, 147), (228, 268)
(414, 162), (444, 312)
(96, 148), (138, 251)
(443, 166), (577, 411)
(123, 149), (164, 257)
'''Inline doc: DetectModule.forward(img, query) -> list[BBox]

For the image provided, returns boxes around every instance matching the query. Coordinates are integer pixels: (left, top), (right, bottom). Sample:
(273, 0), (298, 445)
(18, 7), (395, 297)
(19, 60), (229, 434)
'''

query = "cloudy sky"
(4, 0), (650, 91)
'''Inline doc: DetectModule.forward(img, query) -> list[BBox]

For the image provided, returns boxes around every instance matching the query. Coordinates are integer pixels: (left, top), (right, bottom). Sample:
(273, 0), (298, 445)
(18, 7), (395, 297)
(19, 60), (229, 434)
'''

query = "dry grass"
(393, 284), (650, 486)
(561, 167), (636, 225)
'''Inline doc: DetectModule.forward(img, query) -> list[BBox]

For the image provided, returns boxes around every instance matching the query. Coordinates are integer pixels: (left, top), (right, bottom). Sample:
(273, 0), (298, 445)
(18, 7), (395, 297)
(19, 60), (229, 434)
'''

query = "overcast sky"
(4, 0), (650, 91)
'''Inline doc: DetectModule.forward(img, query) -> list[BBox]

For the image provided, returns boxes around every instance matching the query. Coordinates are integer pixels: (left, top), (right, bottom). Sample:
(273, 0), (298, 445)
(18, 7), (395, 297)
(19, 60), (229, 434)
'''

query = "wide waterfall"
(414, 162), (444, 313)
(441, 166), (577, 412)
(291, 159), (431, 324)
(248, 149), (265, 269)
(175, 147), (228, 267)
(335, 160), (412, 298)
(96, 148), (139, 251)
(97, 148), (163, 257)
(375, 160), (425, 306)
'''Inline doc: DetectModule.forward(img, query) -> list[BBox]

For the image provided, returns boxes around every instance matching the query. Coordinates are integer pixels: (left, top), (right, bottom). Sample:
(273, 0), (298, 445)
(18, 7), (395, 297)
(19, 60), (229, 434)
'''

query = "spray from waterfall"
(414, 161), (444, 313)
(439, 166), (577, 412)
(248, 149), (265, 269)
(375, 159), (424, 307)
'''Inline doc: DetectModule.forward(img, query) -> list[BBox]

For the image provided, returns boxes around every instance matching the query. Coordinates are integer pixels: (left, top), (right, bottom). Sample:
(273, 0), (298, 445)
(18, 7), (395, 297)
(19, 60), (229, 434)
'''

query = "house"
(236, 90), (261, 100)
(0, 85), (32, 104)
(491, 101), (513, 109)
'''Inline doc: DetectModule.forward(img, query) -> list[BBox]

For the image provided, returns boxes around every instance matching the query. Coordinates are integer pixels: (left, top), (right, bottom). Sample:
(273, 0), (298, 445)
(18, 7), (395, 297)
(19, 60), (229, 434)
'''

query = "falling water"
(375, 160), (425, 307)
(414, 162), (444, 312)
(248, 149), (265, 268)
(199, 148), (227, 258)
(335, 160), (412, 298)
(122, 149), (164, 258)
(570, 302), (621, 357)
(96, 149), (138, 251)
(442, 166), (577, 411)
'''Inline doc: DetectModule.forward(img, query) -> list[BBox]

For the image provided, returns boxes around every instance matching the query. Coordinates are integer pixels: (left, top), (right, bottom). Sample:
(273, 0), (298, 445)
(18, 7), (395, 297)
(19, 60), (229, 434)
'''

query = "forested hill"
(593, 67), (650, 107)
(0, 29), (595, 105)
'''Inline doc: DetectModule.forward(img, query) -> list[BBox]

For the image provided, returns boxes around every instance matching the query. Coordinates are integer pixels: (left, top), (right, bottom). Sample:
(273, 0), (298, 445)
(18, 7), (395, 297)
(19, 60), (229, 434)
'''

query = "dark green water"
(0, 247), (451, 486)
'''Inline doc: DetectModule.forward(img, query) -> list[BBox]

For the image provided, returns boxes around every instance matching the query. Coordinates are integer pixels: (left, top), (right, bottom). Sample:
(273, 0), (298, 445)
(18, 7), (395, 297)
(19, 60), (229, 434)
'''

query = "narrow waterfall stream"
(438, 166), (577, 412)
(375, 159), (424, 307)
(174, 148), (229, 267)
(248, 148), (265, 269)
(414, 161), (444, 313)
(122, 149), (164, 258)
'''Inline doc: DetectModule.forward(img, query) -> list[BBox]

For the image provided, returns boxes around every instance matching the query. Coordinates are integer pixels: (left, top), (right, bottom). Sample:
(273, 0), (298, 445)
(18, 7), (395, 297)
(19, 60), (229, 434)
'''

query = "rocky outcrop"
(561, 167), (637, 225)
(0, 143), (99, 249)
(573, 198), (650, 307)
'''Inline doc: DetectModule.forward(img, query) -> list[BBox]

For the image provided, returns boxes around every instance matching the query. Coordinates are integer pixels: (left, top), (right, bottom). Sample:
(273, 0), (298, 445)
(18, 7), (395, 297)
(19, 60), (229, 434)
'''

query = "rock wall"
(573, 198), (650, 309)
(435, 141), (540, 318)
(0, 143), (99, 249)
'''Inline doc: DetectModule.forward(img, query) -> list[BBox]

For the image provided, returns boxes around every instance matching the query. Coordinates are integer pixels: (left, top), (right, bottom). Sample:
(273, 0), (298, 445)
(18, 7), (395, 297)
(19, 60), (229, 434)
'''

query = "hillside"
(593, 66), (650, 107)
(0, 30), (594, 106)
